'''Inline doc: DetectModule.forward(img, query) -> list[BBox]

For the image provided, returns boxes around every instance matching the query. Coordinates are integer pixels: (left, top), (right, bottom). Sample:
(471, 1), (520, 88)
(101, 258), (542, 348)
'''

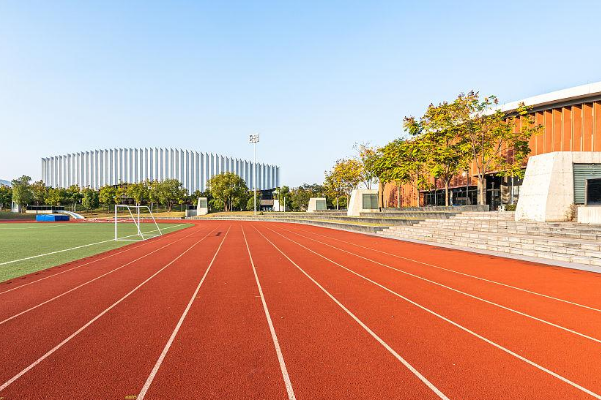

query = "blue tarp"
(36, 214), (70, 222)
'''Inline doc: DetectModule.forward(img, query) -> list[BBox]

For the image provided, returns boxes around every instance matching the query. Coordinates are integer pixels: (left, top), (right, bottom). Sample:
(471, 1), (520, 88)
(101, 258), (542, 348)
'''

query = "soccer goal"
(114, 205), (163, 241)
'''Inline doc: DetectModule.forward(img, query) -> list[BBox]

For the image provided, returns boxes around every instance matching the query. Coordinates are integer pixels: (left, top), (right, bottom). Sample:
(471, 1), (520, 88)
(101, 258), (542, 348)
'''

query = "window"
(573, 164), (601, 204)
(362, 194), (378, 209)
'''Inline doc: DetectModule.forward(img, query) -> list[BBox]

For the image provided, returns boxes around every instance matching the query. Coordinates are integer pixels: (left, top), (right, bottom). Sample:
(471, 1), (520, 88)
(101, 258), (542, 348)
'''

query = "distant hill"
(0, 179), (11, 187)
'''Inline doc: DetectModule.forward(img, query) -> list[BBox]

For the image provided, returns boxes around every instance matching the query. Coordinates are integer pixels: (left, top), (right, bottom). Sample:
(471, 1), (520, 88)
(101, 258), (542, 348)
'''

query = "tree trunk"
(444, 180), (450, 207)
(477, 176), (486, 205)
(397, 183), (401, 208)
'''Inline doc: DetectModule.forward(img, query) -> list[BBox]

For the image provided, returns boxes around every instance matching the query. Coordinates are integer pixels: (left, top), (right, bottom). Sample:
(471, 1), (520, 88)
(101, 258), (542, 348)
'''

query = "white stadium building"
(41, 148), (280, 192)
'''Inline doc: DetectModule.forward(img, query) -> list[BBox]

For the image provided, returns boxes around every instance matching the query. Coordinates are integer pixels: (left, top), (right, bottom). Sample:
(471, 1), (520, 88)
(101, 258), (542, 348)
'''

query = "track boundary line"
(0, 227), (208, 326)
(281, 227), (601, 345)
(242, 226), (296, 400)
(266, 226), (601, 399)
(253, 226), (450, 400)
(0, 224), (185, 268)
(137, 225), (231, 400)
(0, 225), (190, 296)
(289, 225), (601, 314)
(0, 225), (220, 393)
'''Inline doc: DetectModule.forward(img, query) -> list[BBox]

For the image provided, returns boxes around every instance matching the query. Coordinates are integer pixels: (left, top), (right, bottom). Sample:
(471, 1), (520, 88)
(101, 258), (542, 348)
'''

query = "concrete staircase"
(379, 211), (601, 267)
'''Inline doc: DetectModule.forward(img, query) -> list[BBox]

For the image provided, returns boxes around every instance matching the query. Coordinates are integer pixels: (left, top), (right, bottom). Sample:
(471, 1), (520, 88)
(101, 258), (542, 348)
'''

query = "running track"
(2, 221), (601, 399)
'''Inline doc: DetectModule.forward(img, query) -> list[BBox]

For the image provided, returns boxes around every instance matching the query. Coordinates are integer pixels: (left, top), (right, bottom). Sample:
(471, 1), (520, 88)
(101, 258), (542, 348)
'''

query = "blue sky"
(1, 1), (600, 186)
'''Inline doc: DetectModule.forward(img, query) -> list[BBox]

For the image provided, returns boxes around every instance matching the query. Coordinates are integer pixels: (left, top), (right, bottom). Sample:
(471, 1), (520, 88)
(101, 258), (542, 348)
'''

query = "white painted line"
(137, 226), (231, 400)
(253, 226), (450, 400)
(282, 227), (601, 345)
(0, 227), (205, 326)
(241, 226), (296, 400)
(291, 226), (601, 314)
(266, 226), (601, 400)
(0, 225), (187, 296)
(0, 225), (219, 393)
(0, 224), (184, 267)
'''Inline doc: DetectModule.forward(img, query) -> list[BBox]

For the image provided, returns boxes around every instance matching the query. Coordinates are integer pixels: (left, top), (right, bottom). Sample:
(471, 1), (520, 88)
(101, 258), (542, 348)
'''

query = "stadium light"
(249, 134), (260, 216)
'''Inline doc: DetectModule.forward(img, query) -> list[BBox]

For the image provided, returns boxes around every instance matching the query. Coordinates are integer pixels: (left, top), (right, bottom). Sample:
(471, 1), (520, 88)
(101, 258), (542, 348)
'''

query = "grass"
(0, 221), (191, 283)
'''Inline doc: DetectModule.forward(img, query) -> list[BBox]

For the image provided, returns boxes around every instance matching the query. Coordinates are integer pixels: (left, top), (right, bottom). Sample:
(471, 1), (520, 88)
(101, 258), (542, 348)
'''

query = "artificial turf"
(0, 222), (190, 282)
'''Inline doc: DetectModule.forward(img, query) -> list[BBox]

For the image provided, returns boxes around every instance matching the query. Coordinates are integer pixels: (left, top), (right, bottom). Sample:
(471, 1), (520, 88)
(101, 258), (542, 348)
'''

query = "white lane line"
(0, 224), (185, 267)
(137, 225), (231, 400)
(0, 225), (220, 393)
(290, 226), (601, 314)
(266, 226), (601, 400)
(242, 226), (296, 400)
(281, 227), (601, 345)
(0, 227), (208, 326)
(0, 226), (188, 296)
(253, 226), (450, 400)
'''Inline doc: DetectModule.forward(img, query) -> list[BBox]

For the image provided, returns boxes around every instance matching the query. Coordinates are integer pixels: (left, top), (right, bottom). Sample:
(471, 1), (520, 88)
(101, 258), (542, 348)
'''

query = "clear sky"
(1, 0), (600, 186)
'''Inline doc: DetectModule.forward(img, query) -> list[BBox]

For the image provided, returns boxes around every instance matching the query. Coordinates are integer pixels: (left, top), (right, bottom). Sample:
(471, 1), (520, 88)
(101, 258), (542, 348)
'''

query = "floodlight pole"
(249, 134), (260, 216)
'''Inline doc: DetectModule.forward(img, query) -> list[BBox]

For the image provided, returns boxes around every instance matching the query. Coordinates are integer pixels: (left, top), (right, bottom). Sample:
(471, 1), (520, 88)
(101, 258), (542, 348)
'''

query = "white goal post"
(114, 205), (163, 241)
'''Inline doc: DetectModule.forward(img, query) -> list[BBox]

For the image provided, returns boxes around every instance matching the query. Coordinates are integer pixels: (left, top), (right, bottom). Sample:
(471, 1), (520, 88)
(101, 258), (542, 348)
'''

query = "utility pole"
(249, 134), (260, 216)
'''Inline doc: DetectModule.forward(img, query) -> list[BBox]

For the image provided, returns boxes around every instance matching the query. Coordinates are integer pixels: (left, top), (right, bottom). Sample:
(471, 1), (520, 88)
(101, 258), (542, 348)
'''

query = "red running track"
(2, 220), (601, 399)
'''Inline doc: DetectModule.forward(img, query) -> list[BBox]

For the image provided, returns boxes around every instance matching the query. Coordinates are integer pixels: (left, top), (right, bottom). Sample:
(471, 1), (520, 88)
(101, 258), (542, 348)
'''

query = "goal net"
(114, 205), (163, 241)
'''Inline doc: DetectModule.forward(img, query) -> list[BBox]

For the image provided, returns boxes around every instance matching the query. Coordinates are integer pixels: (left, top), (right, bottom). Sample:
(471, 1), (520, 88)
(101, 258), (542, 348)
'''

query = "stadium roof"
(501, 81), (601, 113)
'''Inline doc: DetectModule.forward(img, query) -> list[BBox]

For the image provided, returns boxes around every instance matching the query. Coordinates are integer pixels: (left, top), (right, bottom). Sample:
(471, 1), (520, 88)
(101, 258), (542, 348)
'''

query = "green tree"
(127, 182), (148, 206)
(46, 187), (68, 206)
(81, 188), (99, 210)
(273, 185), (290, 211)
(371, 138), (429, 207)
(99, 185), (117, 212)
(66, 185), (83, 212)
(355, 143), (379, 190)
(146, 180), (161, 211)
(0, 185), (12, 211)
(208, 173), (248, 212)
(31, 180), (48, 206)
(246, 190), (261, 211)
(11, 175), (33, 211)
(459, 92), (542, 205)
(156, 179), (188, 212)
(289, 184), (326, 211)
(404, 97), (471, 206)
(324, 159), (363, 209)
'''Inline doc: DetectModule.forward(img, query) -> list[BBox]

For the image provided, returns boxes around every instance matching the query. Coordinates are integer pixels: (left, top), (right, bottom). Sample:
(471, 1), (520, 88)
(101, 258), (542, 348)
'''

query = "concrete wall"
(516, 152), (601, 221)
(347, 189), (379, 216)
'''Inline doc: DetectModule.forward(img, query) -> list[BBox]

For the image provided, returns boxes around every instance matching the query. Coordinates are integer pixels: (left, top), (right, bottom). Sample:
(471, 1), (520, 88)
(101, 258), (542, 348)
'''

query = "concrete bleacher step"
(378, 211), (601, 267)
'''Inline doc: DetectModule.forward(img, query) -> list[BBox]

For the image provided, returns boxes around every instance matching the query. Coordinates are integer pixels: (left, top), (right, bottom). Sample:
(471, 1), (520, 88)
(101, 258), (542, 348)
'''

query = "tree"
(147, 180), (160, 211)
(246, 190), (261, 211)
(156, 179), (188, 212)
(273, 185), (290, 211)
(324, 159), (363, 209)
(99, 185), (116, 212)
(371, 138), (429, 207)
(31, 181), (48, 206)
(0, 185), (12, 211)
(81, 188), (99, 210)
(127, 182), (148, 206)
(46, 188), (67, 206)
(11, 176), (33, 211)
(208, 173), (248, 212)
(404, 97), (471, 206)
(459, 92), (542, 205)
(65, 185), (83, 212)
(289, 184), (326, 211)
(355, 143), (379, 189)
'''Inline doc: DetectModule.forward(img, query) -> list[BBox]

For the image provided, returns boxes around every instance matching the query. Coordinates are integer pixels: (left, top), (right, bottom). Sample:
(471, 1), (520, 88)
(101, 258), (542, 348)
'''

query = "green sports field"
(0, 222), (190, 282)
